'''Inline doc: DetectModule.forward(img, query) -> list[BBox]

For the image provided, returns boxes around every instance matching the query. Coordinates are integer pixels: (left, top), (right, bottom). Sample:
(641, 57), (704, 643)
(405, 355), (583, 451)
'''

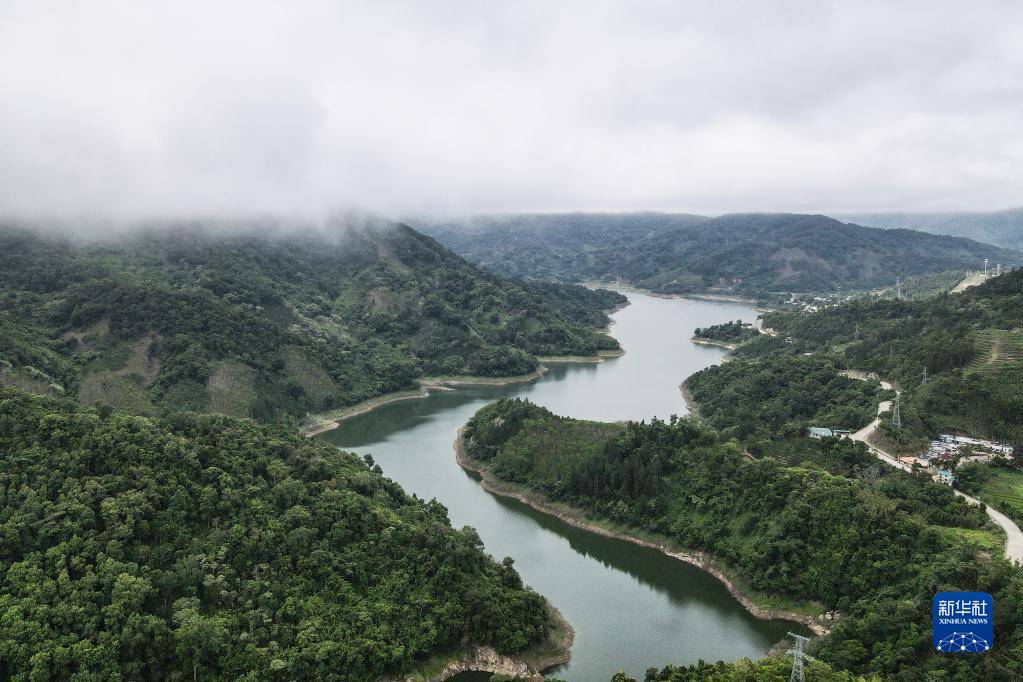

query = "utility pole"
(892, 394), (902, 430)
(787, 632), (815, 682)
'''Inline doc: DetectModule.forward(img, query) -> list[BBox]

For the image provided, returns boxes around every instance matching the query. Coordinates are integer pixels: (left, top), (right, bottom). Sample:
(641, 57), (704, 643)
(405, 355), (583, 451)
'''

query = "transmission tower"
(787, 632), (815, 682)
(892, 394), (902, 430)
(921, 367), (928, 385)
(854, 323), (860, 341)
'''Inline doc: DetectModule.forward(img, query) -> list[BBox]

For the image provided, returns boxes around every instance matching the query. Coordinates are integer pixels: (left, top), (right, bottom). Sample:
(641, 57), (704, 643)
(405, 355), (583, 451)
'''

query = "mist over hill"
(0, 219), (622, 422)
(836, 208), (1023, 251)
(414, 212), (1022, 296)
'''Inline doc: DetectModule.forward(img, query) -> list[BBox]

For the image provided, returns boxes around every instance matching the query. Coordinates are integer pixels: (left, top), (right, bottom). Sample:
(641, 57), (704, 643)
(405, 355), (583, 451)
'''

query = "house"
(935, 469), (956, 486)
(808, 427), (851, 440)
(938, 434), (1014, 456)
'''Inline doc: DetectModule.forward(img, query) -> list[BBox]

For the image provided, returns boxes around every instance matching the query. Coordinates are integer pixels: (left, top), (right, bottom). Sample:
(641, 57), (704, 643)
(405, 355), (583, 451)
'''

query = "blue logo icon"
(933, 591), (994, 653)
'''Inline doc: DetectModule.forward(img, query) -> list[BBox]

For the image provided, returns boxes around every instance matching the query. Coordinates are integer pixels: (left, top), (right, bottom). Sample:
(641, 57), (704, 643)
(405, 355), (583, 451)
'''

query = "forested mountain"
(0, 387), (552, 680)
(414, 213), (710, 282)
(463, 399), (1023, 679)
(0, 221), (622, 422)
(415, 212), (1021, 297)
(838, 207), (1023, 250)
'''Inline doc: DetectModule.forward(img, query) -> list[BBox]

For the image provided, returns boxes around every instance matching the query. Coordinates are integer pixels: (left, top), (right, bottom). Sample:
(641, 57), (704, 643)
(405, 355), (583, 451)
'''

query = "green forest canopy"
(0, 387), (550, 681)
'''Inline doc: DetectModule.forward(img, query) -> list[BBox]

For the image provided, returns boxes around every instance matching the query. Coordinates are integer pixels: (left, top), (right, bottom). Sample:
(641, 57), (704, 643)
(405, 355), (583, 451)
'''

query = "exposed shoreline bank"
(581, 281), (761, 305)
(690, 336), (739, 350)
(302, 297), (630, 437)
(300, 345), (625, 437)
(454, 429), (830, 637)
(538, 348), (626, 364)
(302, 368), (553, 436)
(679, 380), (701, 420)
(382, 601), (574, 682)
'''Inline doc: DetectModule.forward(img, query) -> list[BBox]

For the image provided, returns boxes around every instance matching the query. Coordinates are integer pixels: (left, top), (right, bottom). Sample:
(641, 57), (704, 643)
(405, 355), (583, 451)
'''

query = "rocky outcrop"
(423, 645), (544, 681)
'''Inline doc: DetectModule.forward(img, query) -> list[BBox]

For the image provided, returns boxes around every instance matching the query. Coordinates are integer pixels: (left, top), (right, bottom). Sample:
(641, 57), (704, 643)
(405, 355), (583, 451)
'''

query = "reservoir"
(319, 291), (801, 681)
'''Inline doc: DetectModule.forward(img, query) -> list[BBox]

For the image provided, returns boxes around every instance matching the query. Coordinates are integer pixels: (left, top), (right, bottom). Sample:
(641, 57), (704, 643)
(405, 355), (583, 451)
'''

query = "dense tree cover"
(0, 313), (78, 397)
(0, 222), (622, 422)
(686, 342), (888, 448)
(608, 655), (869, 681)
(0, 387), (550, 680)
(466, 399), (1023, 679)
(417, 213), (1021, 297)
(691, 320), (759, 345)
(762, 268), (1023, 452)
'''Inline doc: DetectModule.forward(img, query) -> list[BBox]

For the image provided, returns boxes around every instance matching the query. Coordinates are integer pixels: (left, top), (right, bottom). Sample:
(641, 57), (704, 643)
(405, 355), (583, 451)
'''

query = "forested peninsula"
(461, 398), (1023, 679)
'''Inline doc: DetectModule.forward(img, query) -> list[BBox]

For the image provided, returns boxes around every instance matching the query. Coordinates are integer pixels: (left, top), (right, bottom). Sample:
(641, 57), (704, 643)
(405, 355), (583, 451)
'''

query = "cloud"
(1, 0), (1022, 220)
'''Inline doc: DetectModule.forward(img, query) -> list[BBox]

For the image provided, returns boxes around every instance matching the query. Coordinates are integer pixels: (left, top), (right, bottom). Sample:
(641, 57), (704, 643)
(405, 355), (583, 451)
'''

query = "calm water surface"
(319, 291), (802, 681)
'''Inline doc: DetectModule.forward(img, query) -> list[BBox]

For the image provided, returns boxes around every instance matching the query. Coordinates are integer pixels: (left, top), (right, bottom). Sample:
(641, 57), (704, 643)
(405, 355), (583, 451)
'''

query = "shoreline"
(302, 368), (552, 436)
(454, 429), (830, 637)
(690, 336), (739, 351)
(581, 281), (761, 305)
(303, 302), (631, 437)
(382, 601), (574, 682)
(679, 380), (701, 420)
(538, 348), (626, 364)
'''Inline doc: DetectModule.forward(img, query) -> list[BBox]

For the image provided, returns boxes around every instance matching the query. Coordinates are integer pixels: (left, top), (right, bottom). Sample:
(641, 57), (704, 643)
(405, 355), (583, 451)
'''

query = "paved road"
(956, 490), (1023, 564)
(845, 373), (1023, 564)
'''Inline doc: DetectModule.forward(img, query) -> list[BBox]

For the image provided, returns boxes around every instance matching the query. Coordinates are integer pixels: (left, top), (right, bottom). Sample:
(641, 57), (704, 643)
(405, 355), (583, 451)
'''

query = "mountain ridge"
(836, 207), (1023, 250)
(414, 212), (1022, 296)
(0, 219), (623, 422)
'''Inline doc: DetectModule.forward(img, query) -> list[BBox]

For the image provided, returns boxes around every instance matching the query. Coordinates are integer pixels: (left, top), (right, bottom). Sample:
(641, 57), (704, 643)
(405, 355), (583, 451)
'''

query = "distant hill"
(836, 208), (1023, 250)
(415, 212), (1021, 296)
(0, 220), (622, 421)
(416, 212), (710, 282)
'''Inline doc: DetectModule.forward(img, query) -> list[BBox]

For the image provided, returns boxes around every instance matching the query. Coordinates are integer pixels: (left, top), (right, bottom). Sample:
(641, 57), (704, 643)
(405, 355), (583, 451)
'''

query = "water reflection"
(320, 292), (806, 680)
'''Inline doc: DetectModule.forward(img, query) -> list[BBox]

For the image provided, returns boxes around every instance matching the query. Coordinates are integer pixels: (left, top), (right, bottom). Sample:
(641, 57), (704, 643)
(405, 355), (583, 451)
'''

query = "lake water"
(319, 291), (801, 681)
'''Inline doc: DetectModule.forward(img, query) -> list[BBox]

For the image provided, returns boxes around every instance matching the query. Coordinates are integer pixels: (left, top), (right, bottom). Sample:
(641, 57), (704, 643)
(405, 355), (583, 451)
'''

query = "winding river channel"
(319, 291), (802, 681)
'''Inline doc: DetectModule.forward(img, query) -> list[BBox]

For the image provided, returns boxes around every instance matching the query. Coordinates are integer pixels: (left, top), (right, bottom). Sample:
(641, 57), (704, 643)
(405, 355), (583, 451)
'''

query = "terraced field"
(967, 328), (1023, 375)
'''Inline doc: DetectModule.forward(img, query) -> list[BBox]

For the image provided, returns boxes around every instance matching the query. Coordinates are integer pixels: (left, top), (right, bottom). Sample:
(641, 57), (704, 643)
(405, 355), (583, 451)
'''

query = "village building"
(808, 427), (852, 440)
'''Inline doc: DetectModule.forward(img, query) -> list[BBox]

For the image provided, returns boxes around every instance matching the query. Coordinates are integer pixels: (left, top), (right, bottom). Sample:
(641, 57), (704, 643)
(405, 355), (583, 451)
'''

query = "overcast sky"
(2, 0), (1022, 220)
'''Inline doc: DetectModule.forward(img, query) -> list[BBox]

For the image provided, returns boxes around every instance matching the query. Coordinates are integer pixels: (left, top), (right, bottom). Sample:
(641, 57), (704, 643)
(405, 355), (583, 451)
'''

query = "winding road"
(843, 371), (1023, 564)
